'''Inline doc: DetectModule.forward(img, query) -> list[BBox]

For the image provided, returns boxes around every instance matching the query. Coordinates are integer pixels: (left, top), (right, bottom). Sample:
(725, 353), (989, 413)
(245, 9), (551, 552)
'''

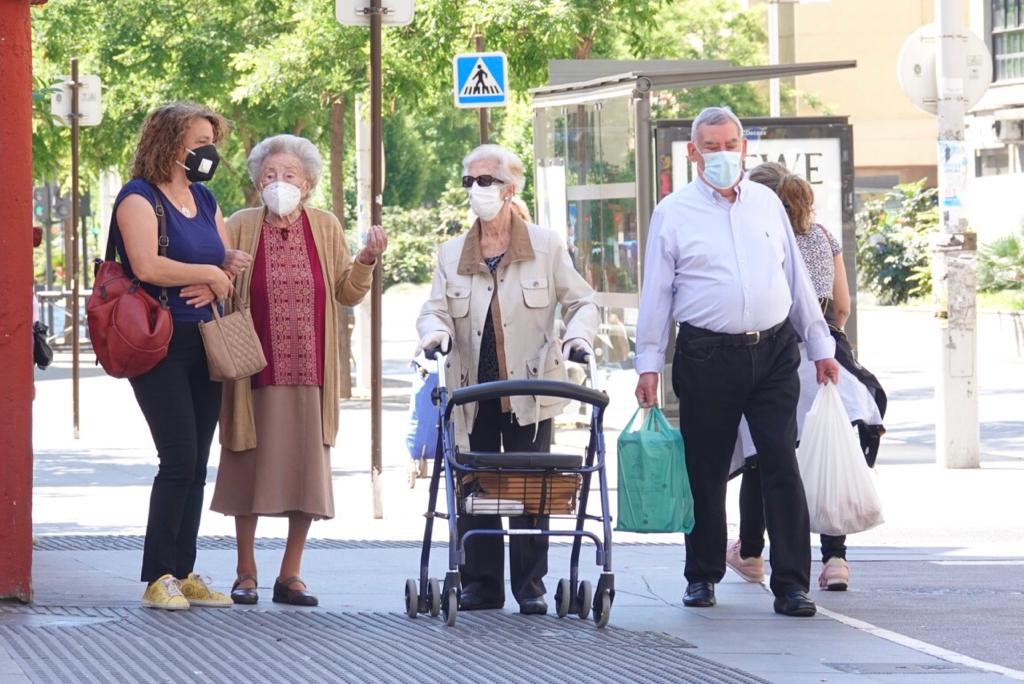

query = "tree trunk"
(330, 94), (353, 399)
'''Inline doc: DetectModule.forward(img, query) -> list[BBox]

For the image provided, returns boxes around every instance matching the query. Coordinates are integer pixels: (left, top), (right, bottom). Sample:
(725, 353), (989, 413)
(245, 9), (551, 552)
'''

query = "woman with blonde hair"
(726, 162), (887, 592)
(212, 134), (387, 606)
(113, 102), (249, 611)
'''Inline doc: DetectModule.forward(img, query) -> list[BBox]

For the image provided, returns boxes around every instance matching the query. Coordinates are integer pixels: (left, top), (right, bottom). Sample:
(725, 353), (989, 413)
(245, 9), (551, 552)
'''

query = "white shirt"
(635, 177), (835, 374)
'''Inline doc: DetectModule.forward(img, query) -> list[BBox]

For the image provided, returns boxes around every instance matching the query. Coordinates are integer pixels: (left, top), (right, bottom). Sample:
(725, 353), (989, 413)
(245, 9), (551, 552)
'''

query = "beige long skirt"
(211, 385), (334, 520)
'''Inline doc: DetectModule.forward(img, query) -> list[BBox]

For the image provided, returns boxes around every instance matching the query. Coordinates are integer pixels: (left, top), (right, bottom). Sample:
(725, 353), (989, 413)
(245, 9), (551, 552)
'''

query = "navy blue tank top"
(111, 179), (226, 322)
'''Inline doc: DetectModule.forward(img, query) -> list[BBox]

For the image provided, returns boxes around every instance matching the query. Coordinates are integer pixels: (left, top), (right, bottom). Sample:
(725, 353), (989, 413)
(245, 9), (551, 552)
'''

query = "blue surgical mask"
(700, 150), (743, 190)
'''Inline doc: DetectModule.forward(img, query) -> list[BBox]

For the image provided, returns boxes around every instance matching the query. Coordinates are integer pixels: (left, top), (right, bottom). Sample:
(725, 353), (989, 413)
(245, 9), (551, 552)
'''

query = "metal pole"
(80, 204), (89, 290)
(44, 181), (54, 333)
(370, 0), (384, 517)
(769, 0), (781, 117)
(934, 0), (979, 468)
(476, 33), (488, 144)
(70, 59), (81, 440)
(0, 0), (36, 602)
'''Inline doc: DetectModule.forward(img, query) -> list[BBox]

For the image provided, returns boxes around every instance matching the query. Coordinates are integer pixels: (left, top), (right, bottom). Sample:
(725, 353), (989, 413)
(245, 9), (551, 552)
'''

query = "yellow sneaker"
(179, 572), (233, 608)
(142, 574), (190, 611)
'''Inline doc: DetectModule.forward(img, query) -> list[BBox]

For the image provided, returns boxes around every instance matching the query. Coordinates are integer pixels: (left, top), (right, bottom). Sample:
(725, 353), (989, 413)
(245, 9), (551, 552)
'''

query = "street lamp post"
(933, 0), (980, 468)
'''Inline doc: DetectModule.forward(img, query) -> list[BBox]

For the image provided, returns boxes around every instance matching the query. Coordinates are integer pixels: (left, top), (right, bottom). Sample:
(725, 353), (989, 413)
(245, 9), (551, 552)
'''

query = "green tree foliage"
(978, 229), (1024, 292)
(855, 181), (938, 305)
(30, 0), (772, 250)
(641, 0), (769, 118)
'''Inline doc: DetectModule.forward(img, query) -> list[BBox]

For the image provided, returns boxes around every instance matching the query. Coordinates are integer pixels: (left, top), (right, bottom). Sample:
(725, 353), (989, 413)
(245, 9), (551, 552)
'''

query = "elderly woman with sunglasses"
(416, 144), (598, 615)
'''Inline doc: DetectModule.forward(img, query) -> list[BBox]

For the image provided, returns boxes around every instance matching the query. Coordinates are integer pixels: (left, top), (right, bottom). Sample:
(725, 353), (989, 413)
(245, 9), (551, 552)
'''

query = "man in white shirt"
(634, 107), (840, 617)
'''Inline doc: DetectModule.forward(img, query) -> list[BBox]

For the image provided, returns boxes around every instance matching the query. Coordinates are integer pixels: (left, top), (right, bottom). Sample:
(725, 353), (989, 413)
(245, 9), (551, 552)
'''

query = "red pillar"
(0, 0), (37, 603)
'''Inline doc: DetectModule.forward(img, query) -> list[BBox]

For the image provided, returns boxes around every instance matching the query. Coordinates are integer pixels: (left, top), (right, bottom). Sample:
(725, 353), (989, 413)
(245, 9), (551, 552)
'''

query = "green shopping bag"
(616, 406), (694, 533)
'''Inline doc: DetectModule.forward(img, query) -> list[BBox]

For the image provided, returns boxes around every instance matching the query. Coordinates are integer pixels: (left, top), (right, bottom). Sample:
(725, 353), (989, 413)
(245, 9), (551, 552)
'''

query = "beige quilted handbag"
(198, 293), (267, 382)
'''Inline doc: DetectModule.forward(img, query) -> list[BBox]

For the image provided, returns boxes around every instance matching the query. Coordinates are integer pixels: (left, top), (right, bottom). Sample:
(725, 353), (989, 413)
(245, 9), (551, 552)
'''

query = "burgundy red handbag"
(86, 195), (173, 378)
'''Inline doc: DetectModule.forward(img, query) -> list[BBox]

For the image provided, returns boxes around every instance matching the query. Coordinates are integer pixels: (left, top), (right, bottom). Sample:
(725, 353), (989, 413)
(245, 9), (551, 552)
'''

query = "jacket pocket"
(526, 339), (568, 406)
(446, 286), (471, 319)
(521, 277), (550, 309)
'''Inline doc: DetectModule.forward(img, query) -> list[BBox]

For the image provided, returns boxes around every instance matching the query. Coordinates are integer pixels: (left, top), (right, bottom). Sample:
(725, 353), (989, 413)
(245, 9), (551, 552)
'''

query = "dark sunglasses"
(462, 174), (506, 188)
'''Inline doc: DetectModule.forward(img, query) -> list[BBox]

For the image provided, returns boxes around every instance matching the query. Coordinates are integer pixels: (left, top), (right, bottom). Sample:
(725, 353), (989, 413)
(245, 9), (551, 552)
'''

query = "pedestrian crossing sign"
(453, 52), (508, 109)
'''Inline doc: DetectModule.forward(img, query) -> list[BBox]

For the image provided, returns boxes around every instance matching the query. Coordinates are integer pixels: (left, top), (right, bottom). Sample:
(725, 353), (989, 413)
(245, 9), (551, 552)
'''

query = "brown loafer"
(273, 576), (318, 607)
(231, 574), (258, 605)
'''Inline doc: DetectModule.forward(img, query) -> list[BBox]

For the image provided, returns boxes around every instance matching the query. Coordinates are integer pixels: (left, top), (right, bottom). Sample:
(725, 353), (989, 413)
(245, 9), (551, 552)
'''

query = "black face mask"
(179, 144), (220, 183)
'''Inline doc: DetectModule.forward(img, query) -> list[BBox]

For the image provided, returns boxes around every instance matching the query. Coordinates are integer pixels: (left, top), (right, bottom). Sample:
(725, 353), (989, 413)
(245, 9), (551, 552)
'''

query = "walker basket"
(460, 472), (582, 516)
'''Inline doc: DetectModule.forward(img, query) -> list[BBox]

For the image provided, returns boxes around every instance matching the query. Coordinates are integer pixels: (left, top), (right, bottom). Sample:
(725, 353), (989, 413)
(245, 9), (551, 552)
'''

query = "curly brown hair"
(129, 102), (228, 184)
(747, 161), (815, 235)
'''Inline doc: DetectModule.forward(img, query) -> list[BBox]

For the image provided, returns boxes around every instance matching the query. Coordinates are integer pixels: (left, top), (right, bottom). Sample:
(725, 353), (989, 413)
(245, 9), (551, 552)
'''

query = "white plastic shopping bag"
(797, 383), (884, 535)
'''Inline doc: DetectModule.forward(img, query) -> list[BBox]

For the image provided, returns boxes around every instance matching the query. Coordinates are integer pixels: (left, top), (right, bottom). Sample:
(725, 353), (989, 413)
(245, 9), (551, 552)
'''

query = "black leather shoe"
(272, 576), (318, 607)
(773, 587), (816, 617)
(518, 597), (547, 615)
(230, 575), (258, 605)
(458, 591), (503, 611)
(683, 581), (716, 607)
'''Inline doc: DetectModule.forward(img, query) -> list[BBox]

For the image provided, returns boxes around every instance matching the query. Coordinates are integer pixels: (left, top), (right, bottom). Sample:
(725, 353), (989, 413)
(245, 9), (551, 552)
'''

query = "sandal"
(230, 574), (259, 605)
(272, 576), (318, 607)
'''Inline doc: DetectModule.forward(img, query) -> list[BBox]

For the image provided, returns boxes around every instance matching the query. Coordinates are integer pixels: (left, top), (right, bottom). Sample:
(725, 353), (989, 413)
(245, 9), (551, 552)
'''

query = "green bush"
(380, 187), (470, 290)
(978, 229), (1024, 292)
(855, 181), (938, 305)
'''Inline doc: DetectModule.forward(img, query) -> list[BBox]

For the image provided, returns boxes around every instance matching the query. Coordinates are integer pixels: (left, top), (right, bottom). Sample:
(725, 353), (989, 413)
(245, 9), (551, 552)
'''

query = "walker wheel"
(428, 578), (442, 618)
(442, 588), (458, 627)
(404, 579), (418, 618)
(576, 580), (593, 620)
(593, 590), (612, 629)
(555, 578), (571, 618)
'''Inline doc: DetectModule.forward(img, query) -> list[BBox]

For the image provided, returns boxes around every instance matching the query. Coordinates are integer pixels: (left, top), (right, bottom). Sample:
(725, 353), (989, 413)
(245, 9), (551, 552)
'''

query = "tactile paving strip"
(34, 535), (679, 551)
(0, 607), (768, 684)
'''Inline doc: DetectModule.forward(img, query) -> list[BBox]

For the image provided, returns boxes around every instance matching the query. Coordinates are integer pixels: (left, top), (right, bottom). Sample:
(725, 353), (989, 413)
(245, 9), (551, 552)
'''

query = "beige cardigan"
(417, 217), (598, 449)
(219, 206), (373, 451)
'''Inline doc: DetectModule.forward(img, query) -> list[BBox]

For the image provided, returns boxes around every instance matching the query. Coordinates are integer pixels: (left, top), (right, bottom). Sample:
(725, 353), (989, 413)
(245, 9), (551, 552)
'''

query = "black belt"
(678, 320), (787, 348)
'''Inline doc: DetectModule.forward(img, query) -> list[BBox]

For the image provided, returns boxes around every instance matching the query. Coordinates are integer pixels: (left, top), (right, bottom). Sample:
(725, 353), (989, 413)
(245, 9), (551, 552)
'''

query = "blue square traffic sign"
(453, 52), (508, 109)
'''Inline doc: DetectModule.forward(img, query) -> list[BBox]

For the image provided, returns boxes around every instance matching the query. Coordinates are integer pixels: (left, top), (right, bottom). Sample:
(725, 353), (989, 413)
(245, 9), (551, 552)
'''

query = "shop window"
(975, 146), (1010, 176)
(993, 0), (1024, 81)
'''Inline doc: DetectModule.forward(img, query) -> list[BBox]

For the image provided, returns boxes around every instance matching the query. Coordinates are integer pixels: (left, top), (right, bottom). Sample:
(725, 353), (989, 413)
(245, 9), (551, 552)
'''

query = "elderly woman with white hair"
(416, 144), (598, 615)
(211, 134), (387, 606)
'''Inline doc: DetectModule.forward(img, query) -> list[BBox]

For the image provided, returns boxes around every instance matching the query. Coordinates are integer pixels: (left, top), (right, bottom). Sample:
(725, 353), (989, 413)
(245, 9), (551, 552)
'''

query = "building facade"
(965, 0), (1024, 241)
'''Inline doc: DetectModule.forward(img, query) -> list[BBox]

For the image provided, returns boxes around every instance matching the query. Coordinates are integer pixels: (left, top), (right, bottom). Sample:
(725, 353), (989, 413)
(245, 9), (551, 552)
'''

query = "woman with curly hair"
(113, 102), (250, 611)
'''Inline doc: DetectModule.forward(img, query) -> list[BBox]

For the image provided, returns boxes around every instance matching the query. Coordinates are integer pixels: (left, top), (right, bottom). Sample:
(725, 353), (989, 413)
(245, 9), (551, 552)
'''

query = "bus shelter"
(530, 60), (857, 427)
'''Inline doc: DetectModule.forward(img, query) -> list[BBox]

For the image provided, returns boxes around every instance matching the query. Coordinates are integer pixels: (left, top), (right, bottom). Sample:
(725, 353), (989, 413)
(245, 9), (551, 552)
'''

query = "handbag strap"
(102, 185), (170, 308)
(207, 289), (243, 321)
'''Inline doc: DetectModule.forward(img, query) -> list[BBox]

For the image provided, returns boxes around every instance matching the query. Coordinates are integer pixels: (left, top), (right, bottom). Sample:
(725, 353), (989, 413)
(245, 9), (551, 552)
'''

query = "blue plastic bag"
(406, 362), (439, 462)
(616, 406), (694, 534)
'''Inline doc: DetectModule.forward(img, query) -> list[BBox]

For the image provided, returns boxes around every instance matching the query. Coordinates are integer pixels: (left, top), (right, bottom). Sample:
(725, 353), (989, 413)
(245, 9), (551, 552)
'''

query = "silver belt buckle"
(745, 330), (760, 345)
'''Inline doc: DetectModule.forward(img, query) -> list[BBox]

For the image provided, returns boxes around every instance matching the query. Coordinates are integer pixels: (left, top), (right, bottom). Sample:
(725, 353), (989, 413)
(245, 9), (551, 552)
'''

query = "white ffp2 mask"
(262, 181), (302, 217)
(468, 184), (506, 221)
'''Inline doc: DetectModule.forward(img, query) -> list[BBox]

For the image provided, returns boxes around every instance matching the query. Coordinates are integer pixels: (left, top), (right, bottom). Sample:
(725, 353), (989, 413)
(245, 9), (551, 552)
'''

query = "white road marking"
(817, 605), (1024, 681)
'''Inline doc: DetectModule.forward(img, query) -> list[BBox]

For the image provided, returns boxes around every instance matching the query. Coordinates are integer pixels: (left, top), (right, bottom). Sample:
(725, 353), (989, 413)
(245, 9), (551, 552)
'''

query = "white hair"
(247, 134), (324, 195)
(462, 144), (526, 194)
(691, 106), (744, 145)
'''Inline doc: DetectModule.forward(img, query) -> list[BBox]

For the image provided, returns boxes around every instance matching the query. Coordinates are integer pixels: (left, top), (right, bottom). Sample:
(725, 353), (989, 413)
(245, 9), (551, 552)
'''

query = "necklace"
(160, 184), (193, 217)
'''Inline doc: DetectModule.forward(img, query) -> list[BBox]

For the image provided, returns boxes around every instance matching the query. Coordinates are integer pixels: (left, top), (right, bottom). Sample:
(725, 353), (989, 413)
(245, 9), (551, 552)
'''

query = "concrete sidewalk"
(5, 296), (1024, 683)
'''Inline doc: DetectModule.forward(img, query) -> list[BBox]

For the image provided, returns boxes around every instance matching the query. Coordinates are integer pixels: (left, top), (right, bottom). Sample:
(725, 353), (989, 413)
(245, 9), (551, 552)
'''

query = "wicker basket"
(462, 472), (581, 515)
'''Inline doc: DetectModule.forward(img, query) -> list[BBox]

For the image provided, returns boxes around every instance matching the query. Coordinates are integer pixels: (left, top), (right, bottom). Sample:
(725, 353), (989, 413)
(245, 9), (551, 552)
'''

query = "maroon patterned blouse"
(249, 211), (326, 388)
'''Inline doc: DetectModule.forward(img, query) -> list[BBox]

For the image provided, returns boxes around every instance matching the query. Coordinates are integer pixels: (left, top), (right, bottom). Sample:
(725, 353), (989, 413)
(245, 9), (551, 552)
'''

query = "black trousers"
(738, 459), (846, 563)
(459, 399), (552, 603)
(129, 322), (221, 583)
(673, 321), (811, 595)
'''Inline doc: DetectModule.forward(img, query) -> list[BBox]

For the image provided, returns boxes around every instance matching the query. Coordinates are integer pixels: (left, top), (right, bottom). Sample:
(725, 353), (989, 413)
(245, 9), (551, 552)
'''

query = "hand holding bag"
(198, 291), (267, 382)
(616, 406), (694, 533)
(797, 382), (884, 535)
(86, 195), (173, 379)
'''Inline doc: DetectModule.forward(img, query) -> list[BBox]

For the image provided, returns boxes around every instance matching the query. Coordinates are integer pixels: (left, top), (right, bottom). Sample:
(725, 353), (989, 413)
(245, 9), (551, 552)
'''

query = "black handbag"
(33, 320), (53, 370)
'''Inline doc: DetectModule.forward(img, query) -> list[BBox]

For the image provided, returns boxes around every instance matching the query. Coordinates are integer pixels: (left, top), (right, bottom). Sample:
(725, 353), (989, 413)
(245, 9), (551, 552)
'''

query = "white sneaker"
(725, 539), (765, 583)
(818, 557), (850, 591)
